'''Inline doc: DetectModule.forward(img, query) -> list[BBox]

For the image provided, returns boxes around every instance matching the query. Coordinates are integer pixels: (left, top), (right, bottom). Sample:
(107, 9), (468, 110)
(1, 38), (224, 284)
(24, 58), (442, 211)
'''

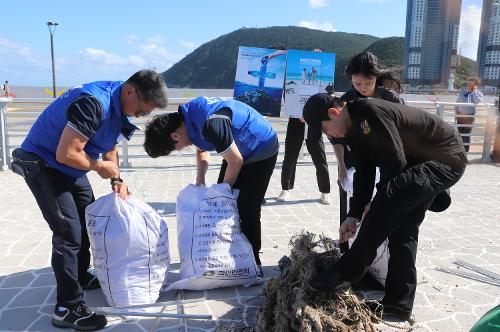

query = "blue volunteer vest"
(21, 81), (124, 178)
(179, 97), (276, 160)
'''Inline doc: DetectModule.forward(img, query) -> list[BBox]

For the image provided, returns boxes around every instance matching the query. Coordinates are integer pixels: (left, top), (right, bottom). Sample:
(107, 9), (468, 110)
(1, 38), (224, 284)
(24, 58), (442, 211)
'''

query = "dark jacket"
(345, 98), (467, 218)
(334, 86), (404, 168)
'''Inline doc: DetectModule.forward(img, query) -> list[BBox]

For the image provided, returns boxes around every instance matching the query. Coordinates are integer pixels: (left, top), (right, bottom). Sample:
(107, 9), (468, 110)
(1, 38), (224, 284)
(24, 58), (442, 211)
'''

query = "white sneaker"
(320, 193), (331, 205)
(276, 190), (290, 202)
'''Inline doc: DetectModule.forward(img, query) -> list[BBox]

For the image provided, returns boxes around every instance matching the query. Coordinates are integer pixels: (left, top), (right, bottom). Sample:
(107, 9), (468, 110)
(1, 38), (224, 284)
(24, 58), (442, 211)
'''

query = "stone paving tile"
(205, 287), (238, 301)
(236, 284), (265, 298)
(205, 299), (241, 320)
(183, 289), (206, 301)
(26, 314), (58, 332)
(8, 286), (52, 307)
(0, 270), (35, 288)
(1, 121), (499, 331)
(186, 318), (217, 330)
(105, 323), (150, 332)
(425, 317), (463, 332)
(31, 273), (56, 287)
(0, 288), (21, 309)
(0, 306), (40, 330)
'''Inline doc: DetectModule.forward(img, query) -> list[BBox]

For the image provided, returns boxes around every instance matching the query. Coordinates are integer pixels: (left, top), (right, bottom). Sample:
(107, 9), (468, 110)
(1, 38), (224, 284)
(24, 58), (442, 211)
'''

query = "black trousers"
(281, 118), (330, 193)
(218, 153), (277, 265)
(338, 182), (349, 252)
(333, 158), (465, 315)
(456, 113), (475, 152)
(25, 165), (94, 307)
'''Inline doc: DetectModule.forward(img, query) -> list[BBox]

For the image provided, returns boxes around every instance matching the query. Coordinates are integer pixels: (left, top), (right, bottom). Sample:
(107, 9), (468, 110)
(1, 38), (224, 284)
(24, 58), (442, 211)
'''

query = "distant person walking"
(455, 77), (483, 152)
(11, 70), (168, 331)
(1, 80), (10, 97)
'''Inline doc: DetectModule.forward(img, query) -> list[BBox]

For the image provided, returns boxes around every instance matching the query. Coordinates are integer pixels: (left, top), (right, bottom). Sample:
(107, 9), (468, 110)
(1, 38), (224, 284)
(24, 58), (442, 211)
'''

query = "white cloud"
(69, 37), (183, 83)
(0, 36), (44, 66)
(180, 40), (198, 50)
(458, 5), (481, 60)
(0, 33), (188, 86)
(0, 35), (48, 85)
(125, 34), (139, 45)
(147, 35), (167, 45)
(128, 55), (147, 67)
(298, 20), (337, 32)
(308, 0), (329, 8)
(79, 48), (129, 66)
(138, 40), (184, 70)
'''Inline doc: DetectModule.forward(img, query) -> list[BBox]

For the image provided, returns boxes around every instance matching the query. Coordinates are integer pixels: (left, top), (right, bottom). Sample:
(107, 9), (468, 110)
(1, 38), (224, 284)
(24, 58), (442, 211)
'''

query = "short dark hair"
(302, 93), (346, 131)
(144, 112), (183, 158)
(125, 69), (168, 109)
(468, 77), (481, 85)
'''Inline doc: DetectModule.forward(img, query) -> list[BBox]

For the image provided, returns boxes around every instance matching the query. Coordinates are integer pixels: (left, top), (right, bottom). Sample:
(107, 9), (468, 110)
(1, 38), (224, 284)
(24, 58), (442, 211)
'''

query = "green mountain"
(455, 56), (478, 90)
(163, 26), (379, 90)
(364, 37), (404, 67)
(162, 26), (476, 91)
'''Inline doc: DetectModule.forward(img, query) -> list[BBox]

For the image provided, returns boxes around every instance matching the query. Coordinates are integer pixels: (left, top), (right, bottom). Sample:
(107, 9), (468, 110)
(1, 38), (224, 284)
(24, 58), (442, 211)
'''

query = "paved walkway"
(0, 121), (499, 331)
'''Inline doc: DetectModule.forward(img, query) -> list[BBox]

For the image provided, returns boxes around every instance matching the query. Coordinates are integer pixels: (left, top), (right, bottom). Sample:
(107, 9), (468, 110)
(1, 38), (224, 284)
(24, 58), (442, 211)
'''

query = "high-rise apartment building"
(403, 0), (462, 86)
(478, 0), (500, 87)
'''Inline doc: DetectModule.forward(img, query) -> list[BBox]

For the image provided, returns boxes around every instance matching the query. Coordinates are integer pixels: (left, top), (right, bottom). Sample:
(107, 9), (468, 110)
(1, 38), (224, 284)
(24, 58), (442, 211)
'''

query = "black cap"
(302, 93), (335, 131)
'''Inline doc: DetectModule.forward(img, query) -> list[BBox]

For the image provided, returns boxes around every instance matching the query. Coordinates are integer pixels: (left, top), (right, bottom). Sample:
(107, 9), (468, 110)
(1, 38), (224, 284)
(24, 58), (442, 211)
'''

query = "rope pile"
(255, 232), (382, 332)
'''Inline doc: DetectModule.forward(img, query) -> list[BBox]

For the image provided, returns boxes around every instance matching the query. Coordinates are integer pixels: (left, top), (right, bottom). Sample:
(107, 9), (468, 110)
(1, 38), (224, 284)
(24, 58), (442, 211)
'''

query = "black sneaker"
(309, 269), (349, 291)
(382, 306), (414, 323)
(52, 301), (107, 331)
(79, 271), (101, 290)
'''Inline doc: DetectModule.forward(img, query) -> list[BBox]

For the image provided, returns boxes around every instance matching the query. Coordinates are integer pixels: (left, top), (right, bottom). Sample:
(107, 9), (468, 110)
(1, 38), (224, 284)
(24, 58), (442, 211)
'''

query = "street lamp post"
(46, 21), (58, 99)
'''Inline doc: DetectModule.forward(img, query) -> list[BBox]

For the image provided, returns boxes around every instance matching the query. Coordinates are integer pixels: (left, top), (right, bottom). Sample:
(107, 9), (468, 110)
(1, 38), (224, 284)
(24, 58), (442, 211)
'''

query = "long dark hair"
(345, 52), (402, 93)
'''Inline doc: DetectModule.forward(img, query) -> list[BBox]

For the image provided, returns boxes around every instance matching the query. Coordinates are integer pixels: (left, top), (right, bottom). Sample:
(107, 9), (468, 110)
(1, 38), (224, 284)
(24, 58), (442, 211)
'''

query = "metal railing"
(0, 97), (498, 171)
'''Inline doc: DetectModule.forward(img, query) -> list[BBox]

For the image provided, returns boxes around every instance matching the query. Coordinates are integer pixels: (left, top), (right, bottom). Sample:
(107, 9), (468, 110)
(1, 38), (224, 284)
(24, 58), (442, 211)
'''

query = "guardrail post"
(482, 105), (497, 163)
(0, 97), (12, 171)
(120, 139), (131, 168)
(491, 99), (500, 162)
(436, 103), (444, 119)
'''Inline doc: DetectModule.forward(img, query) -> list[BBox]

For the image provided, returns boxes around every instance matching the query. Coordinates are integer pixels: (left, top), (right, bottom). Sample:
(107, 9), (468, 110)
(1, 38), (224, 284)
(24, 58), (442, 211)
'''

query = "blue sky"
(0, 0), (483, 87)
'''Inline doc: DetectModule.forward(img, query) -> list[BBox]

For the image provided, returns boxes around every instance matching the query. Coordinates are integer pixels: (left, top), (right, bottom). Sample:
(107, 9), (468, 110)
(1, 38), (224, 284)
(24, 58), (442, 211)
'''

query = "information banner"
(233, 46), (287, 117)
(283, 50), (335, 118)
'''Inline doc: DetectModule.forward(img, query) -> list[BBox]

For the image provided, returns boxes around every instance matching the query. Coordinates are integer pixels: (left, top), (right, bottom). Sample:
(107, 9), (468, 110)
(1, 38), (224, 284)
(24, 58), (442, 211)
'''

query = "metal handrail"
(0, 97), (497, 170)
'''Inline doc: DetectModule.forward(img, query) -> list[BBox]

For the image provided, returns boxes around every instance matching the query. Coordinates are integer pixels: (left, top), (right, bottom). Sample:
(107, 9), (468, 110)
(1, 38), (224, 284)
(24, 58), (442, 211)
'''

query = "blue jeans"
(14, 149), (94, 306)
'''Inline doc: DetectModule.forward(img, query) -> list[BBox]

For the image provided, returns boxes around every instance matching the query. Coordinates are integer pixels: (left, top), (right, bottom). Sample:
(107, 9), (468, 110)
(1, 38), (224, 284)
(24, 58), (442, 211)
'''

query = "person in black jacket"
(303, 93), (467, 321)
(335, 52), (404, 252)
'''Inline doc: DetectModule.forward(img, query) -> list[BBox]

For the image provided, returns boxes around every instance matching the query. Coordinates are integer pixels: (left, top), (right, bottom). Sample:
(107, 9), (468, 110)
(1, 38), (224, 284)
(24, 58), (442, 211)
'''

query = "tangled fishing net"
(255, 232), (382, 332)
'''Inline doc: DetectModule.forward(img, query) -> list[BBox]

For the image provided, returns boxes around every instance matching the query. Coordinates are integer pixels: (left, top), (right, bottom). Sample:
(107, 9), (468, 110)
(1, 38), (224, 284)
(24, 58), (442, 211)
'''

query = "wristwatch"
(110, 177), (123, 185)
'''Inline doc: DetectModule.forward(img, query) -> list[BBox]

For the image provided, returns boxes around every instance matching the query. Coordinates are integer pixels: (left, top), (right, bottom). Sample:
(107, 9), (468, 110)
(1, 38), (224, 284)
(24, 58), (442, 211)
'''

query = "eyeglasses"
(135, 93), (150, 117)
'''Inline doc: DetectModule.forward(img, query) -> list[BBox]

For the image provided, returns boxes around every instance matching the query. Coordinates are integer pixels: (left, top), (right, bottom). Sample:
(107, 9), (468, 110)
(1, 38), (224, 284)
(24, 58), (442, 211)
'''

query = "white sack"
(167, 183), (262, 290)
(85, 193), (170, 306)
